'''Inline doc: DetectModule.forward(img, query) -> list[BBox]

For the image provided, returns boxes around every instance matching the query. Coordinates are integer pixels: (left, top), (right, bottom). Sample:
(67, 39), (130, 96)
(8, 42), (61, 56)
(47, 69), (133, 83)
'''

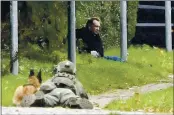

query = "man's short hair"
(86, 17), (100, 28)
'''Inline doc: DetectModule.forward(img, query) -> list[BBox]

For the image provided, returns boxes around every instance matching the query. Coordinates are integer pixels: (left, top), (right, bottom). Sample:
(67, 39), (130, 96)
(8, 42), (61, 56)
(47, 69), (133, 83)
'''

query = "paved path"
(89, 82), (173, 108)
(2, 106), (171, 115)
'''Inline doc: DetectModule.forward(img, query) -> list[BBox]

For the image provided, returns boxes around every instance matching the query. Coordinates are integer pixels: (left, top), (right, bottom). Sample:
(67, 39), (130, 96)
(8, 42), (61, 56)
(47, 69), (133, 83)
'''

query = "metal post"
(120, 1), (127, 61)
(68, 1), (76, 65)
(0, 1), (1, 77)
(165, 1), (172, 51)
(10, 1), (18, 75)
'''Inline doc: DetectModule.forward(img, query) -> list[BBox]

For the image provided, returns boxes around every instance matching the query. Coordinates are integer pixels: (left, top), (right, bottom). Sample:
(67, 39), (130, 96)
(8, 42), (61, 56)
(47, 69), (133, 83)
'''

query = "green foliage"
(105, 87), (173, 113)
(26, 1), (68, 51)
(51, 50), (67, 64)
(19, 43), (67, 64)
(1, 51), (11, 76)
(1, 22), (11, 47)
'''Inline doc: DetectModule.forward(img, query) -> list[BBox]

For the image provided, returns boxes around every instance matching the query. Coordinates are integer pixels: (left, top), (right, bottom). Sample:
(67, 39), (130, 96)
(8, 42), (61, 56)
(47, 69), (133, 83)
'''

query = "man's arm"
(76, 28), (82, 47)
(76, 28), (87, 53)
(76, 28), (83, 40)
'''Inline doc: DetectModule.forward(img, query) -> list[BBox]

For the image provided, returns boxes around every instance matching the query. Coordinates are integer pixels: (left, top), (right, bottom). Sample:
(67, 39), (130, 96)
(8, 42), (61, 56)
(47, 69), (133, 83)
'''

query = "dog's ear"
(37, 69), (42, 83)
(29, 69), (35, 78)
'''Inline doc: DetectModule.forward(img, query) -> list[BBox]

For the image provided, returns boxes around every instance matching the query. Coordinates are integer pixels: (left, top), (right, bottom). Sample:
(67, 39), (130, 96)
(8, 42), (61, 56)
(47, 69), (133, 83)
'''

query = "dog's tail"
(12, 86), (24, 106)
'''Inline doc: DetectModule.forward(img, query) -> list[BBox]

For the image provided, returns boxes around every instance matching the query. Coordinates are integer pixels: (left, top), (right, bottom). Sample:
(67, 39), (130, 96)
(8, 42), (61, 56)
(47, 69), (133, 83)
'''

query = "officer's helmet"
(53, 60), (76, 74)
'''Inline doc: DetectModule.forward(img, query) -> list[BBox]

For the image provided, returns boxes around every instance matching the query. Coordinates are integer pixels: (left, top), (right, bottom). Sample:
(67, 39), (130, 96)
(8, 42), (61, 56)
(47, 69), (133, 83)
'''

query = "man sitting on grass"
(76, 17), (104, 58)
(76, 17), (122, 61)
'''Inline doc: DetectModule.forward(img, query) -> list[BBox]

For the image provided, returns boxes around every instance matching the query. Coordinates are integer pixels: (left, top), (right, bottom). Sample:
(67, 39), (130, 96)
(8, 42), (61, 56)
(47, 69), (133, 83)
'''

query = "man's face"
(90, 20), (100, 34)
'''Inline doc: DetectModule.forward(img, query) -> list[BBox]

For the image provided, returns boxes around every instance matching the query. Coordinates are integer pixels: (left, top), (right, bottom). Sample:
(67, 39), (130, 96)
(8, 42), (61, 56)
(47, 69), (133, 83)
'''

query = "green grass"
(1, 45), (173, 106)
(76, 45), (173, 94)
(105, 87), (173, 113)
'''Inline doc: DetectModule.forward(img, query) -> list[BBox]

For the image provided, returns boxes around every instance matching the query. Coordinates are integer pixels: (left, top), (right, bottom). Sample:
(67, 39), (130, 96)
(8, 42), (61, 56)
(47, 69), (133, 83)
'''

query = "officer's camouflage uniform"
(21, 60), (93, 109)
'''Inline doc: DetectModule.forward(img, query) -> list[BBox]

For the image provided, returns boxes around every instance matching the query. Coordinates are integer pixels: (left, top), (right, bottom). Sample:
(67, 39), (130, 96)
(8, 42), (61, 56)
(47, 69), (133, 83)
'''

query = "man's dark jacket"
(76, 27), (104, 57)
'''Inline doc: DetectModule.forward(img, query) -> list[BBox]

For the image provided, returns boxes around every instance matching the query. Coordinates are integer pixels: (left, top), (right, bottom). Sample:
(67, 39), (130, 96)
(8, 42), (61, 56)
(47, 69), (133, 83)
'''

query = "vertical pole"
(10, 1), (18, 75)
(0, 1), (1, 77)
(68, 1), (76, 65)
(165, 1), (172, 51)
(120, 1), (127, 61)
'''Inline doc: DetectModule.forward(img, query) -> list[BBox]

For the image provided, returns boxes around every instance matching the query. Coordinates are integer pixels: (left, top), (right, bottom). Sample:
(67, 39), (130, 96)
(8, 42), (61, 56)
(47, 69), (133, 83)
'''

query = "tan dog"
(12, 69), (42, 106)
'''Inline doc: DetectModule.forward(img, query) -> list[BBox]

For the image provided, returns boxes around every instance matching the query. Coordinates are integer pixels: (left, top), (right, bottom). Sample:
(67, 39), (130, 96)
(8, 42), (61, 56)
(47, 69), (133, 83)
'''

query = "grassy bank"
(105, 87), (173, 113)
(1, 45), (173, 106)
(76, 45), (173, 94)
